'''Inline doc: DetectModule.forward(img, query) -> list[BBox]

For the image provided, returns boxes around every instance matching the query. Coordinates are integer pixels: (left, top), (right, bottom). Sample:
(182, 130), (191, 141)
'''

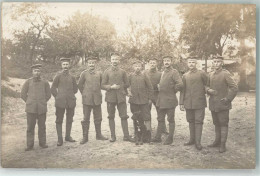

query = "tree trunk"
(238, 56), (249, 92)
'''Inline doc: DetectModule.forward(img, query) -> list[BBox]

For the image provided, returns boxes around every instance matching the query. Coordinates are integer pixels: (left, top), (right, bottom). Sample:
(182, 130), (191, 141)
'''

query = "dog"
(132, 111), (147, 145)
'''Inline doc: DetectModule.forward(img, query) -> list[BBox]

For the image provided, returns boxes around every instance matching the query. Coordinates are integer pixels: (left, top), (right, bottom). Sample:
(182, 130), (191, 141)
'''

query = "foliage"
(178, 4), (255, 57)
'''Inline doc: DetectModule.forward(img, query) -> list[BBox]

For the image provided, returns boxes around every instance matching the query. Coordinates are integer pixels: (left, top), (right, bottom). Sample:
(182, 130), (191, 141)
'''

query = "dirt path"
(1, 78), (256, 169)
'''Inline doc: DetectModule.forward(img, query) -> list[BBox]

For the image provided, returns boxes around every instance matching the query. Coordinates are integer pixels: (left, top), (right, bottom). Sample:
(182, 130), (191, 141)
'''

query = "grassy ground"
(1, 77), (256, 169)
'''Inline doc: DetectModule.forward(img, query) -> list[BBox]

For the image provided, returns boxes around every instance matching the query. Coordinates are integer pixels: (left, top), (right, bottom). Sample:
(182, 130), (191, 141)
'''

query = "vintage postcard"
(1, 2), (256, 169)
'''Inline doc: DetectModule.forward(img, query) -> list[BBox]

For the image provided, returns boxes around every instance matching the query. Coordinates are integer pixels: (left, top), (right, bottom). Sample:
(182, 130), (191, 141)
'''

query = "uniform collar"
(214, 68), (222, 74)
(33, 77), (41, 82)
(164, 66), (172, 72)
(111, 66), (119, 71)
(134, 71), (142, 75)
(149, 68), (157, 73)
(189, 68), (198, 73)
(62, 70), (70, 75)
(88, 69), (96, 74)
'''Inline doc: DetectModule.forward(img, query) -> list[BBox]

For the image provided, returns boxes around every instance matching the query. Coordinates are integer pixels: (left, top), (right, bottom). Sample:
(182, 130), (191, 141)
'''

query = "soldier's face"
(133, 63), (142, 72)
(32, 69), (41, 78)
(111, 56), (120, 67)
(163, 58), (172, 68)
(213, 59), (223, 70)
(88, 60), (96, 70)
(149, 60), (157, 69)
(61, 61), (70, 71)
(187, 59), (197, 70)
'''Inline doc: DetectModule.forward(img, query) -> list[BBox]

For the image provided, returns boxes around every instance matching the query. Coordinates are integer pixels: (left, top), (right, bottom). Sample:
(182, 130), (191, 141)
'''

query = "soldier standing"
(144, 58), (168, 135)
(51, 58), (78, 146)
(128, 60), (153, 143)
(152, 56), (183, 145)
(179, 56), (208, 150)
(101, 53), (133, 142)
(207, 56), (238, 153)
(21, 64), (51, 151)
(78, 56), (108, 144)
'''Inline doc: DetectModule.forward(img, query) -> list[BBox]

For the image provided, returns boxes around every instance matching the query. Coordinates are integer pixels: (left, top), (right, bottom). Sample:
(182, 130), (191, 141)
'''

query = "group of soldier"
(21, 53), (238, 154)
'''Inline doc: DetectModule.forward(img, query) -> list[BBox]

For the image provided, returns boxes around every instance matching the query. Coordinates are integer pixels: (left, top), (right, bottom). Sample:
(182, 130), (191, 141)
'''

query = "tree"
(178, 4), (256, 90)
(118, 11), (178, 68)
(47, 11), (116, 65)
(10, 3), (55, 65)
(178, 4), (245, 57)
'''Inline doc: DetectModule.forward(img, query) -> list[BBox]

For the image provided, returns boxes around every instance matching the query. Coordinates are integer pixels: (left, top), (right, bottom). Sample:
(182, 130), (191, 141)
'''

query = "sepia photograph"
(1, 2), (256, 169)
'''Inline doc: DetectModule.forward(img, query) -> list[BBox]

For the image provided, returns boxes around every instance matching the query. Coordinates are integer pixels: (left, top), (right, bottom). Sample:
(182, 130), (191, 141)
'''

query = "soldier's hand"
(157, 84), (160, 91)
(207, 89), (217, 95)
(114, 84), (121, 90)
(220, 98), (230, 104)
(180, 105), (185, 111)
(111, 84), (120, 90)
(127, 91), (133, 98)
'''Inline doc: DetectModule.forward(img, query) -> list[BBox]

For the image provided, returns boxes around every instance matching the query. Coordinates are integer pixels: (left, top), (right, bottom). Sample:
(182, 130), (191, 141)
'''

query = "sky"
(1, 2), (183, 39)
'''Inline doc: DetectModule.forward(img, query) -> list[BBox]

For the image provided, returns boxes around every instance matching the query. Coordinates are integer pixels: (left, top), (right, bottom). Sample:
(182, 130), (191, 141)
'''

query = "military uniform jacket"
(78, 69), (102, 106)
(179, 69), (208, 109)
(156, 67), (183, 109)
(207, 68), (238, 112)
(128, 71), (153, 105)
(51, 71), (78, 108)
(21, 78), (51, 115)
(144, 69), (161, 102)
(101, 66), (129, 103)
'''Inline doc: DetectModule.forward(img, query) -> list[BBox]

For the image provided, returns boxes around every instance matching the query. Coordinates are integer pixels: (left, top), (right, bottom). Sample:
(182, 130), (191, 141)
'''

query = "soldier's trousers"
(148, 99), (160, 120)
(55, 107), (75, 124)
(186, 109), (205, 124)
(26, 113), (47, 148)
(211, 110), (229, 127)
(158, 107), (175, 123)
(107, 102), (129, 119)
(130, 103), (150, 121)
(82, 104), (102, 124)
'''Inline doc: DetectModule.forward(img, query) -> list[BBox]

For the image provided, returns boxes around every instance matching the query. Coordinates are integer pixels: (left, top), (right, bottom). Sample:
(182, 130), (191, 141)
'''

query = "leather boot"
(184, 122), (195, 146)
(208, 125), (221, 147)
(65, 122), (76, 142)
(195, 123), (203, 150)
(95, 123), (108, 140)
(163, 122), (175, 145)
(162, 121), (169, 134)
(121, 119), (134, 142)
(219, 126), (228, 153)
(144, 121), (152, 143)
(151, 121), (163, 142)
(109, 119), (116, 142)
(80, 121), (89, 144)
(56, 123), (63, 146)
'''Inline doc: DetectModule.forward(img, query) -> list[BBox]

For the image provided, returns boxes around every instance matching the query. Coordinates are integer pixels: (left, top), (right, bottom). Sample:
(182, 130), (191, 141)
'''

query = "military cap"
(148, 57), (158, 62)
(187, 55), (199, 60)
(110, 52), (120, 57)
(31, 64), (42, 70)
(132, 59), (143, 65)
(162, 55), (173, 60)
(60, 57), (71, 62)
(86, 56), (100, 62)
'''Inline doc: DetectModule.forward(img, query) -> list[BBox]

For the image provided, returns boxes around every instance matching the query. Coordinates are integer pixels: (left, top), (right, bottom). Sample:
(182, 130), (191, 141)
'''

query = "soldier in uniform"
(207, 56), (238, 153)
(101, 53), (133, 142)
(128, 60), (153, 143)
(144, 58), (168, 135)
(152, 56), (183, 145)
(21, 64), (51, 151)
(78, 56), (108, 144)
(51, 58), (78, 146)
(179, 56), (208, 150)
